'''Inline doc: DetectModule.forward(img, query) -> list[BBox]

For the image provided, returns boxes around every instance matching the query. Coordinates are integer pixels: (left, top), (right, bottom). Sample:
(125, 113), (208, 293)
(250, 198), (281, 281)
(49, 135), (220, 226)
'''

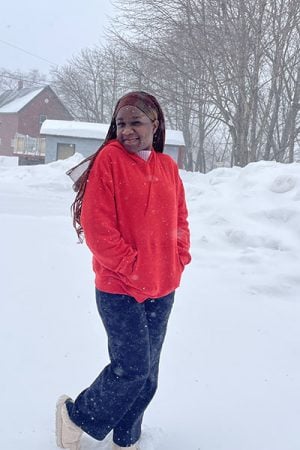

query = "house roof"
(0, 86), (45, 113)
(165, 129), (185, 146)
(40, 119), (186, 146)
(41, 120), (109, 140)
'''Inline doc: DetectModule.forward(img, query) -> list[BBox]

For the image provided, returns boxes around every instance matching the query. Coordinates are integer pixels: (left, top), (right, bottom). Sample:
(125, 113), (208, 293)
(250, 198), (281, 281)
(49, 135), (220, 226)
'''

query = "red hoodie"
(81, 140), (191, 302)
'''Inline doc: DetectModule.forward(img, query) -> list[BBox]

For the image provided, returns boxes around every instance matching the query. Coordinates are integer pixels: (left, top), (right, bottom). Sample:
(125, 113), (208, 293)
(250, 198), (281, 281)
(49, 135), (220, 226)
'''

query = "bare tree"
(110, 0), (220, 171)
(51, 46), (130, 122)
(50, 0), (300, 169)
(110, 0), (300, 167)
(261, 0), (300, 162)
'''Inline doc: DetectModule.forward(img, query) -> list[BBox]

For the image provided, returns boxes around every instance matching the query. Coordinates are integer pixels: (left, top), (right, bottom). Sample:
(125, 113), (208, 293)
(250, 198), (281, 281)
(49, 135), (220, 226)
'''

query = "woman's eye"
(116, 120), (142, 128)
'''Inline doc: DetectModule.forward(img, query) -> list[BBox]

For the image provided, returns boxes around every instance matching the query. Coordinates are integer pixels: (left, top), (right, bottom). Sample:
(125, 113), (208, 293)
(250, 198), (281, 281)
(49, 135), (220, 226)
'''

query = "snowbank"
(1, 158), (300, 450)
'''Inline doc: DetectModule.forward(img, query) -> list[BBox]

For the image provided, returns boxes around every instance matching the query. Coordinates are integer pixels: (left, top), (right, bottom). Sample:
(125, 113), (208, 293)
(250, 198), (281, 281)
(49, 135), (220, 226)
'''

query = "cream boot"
(56, 395), (83, 450)
(112, 442), (139, 450)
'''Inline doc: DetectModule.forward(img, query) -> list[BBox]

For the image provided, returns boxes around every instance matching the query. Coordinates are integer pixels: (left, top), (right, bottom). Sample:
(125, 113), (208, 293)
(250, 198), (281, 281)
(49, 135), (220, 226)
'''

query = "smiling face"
(115, 106), (159, 153)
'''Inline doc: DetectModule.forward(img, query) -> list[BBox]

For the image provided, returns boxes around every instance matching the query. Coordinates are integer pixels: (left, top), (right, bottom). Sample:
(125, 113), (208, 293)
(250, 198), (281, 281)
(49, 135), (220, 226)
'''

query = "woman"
(56, 91), (191, 450)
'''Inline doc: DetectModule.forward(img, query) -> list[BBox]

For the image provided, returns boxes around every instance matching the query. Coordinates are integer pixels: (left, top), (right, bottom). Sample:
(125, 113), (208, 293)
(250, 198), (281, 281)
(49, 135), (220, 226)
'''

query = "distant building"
(41, 120), (186, 168)
(0, 84), (73, 164)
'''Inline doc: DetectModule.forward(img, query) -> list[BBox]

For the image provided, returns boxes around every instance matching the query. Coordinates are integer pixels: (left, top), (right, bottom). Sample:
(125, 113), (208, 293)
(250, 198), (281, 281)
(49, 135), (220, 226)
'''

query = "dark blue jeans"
(66, 289), (174, 447)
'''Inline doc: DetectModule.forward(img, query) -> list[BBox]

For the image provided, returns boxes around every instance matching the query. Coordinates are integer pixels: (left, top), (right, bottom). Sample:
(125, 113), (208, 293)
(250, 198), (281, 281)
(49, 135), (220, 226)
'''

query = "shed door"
(57, 143), (75, 160)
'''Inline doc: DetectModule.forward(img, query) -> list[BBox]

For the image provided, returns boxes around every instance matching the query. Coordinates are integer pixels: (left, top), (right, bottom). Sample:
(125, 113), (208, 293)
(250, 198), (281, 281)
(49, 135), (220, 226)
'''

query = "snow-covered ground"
(1, 155), (300, 450)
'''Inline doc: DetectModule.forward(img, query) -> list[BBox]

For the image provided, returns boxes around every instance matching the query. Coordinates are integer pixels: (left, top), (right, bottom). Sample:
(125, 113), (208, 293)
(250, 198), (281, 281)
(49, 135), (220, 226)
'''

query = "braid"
(70, 122), (116, 241)
(69, 91), (165, 241)
(151, 96), (165, 152)
(70, 153), (96, 242)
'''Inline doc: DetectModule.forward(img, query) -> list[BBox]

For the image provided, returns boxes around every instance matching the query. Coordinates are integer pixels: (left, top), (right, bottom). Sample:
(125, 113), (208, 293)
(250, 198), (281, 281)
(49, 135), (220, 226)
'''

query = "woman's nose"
(122, 125), (133, 135)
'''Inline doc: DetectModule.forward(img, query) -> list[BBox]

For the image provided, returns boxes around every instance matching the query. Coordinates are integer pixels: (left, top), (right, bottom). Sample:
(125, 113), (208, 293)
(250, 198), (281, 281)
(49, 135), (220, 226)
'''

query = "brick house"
(0, 84), (73, 163)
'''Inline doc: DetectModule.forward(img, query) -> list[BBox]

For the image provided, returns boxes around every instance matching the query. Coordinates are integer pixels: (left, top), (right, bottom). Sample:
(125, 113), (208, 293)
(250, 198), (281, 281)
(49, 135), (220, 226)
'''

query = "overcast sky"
(0, 0), (116, 75)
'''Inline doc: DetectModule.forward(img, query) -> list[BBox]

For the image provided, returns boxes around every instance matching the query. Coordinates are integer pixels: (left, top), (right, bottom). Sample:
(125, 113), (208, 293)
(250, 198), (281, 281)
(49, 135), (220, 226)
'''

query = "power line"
(0, 38), (58, 67)
(0, 72), (51, 86)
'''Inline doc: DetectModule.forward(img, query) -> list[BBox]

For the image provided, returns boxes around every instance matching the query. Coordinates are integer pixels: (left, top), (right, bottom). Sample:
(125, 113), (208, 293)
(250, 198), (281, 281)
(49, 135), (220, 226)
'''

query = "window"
(56, 143), (75, 160)
(39, 114), (47, 127)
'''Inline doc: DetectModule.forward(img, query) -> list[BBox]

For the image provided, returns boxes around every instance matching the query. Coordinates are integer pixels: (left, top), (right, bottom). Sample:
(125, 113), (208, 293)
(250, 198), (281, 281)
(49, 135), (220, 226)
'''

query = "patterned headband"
(115, 94), (158, 121)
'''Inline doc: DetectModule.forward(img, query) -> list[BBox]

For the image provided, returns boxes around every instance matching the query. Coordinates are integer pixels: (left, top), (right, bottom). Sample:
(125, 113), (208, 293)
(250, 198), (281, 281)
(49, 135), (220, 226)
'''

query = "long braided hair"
(67, 91), (166, 241)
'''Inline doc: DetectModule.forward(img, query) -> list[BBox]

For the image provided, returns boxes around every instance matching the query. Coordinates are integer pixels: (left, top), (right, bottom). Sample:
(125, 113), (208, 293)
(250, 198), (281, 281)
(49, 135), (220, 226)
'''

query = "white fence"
(13, 134), (45, 156)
